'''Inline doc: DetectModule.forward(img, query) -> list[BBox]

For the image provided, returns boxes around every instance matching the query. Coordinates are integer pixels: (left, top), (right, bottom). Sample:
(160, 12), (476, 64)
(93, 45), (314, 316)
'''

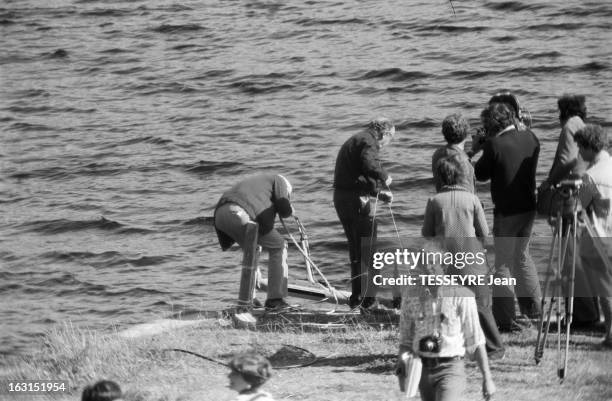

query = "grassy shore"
(1, 316), (611, 401)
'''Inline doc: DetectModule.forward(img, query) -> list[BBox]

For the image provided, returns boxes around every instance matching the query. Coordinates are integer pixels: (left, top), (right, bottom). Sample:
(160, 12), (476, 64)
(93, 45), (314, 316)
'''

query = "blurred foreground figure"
(227, 352), (276, 401)
(81, 380), (123, 401)
(397, 252), (496, 401)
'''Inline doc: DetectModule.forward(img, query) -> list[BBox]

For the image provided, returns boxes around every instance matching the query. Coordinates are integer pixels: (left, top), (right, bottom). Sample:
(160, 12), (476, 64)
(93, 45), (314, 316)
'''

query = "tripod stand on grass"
(534, 179), (612, 380)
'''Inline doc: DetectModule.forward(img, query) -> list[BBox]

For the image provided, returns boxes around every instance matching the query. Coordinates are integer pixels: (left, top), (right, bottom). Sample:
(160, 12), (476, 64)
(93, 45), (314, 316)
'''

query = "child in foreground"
(227, 352), (276, 401)
(81, 380), (123, 401)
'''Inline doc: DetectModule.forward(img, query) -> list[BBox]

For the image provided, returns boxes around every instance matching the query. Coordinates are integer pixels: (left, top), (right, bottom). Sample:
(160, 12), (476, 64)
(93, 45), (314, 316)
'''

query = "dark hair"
(441, 113), (470, 145)
(481, 102), (514, 136)
(574, 124), (607, 152)
(435, 157), (460, 187)
(558, 94), (587, 121)
(229, 353), (272, 390)
(81, 380), (122, 401)
(489, 91), (521, 119)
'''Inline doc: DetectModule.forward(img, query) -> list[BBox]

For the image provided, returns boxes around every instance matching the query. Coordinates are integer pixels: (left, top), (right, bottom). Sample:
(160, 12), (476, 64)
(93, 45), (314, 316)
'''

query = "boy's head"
(228, 352), (272, 392)
(441, 113), (470, 145)
(81, 380), (122, 401)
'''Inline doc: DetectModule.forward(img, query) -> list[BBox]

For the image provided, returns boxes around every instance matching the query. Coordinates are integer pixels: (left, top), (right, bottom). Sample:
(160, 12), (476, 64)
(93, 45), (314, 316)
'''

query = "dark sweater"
(214, 174), (292, 250)
(333, 130), (389, 194)
(474, 127), (540, 216)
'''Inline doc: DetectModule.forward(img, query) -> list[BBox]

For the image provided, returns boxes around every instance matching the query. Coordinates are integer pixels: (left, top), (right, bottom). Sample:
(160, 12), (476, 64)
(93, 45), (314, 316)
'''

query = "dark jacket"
(333, 130), (389, 194)
(474, 127), (539, 216)
(214, 174), (292, 250)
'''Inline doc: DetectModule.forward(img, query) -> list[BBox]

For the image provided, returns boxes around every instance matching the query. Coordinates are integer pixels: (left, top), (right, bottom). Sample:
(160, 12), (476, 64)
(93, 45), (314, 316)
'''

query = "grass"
(1, 316), (611, 401)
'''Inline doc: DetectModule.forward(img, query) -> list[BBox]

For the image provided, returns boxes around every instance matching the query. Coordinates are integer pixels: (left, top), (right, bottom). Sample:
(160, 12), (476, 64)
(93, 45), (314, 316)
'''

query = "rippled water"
(1, 0), (611, 357)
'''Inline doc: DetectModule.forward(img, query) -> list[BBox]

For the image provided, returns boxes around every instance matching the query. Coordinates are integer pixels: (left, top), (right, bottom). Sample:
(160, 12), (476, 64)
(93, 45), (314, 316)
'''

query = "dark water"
(1, 0), (611, 357)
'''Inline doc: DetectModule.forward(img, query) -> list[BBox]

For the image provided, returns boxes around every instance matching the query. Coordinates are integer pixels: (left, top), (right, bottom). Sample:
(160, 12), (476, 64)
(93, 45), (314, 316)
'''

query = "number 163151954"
(2, 380), (68, 395)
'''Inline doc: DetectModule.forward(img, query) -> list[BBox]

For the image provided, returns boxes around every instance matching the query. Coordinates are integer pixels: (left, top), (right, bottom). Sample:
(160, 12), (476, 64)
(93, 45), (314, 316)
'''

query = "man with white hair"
(333, 117), (395, 309)
(214, 174), (293, 310)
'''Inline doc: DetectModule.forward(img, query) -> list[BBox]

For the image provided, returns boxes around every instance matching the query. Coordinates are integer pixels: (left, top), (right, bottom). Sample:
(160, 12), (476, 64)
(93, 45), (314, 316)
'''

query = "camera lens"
(423, 339), (437, 352)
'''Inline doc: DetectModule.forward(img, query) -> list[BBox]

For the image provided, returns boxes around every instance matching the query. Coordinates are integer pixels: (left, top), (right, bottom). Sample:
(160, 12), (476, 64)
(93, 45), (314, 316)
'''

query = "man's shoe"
(360, 297), (377, 309)
(349, 295), (362, 309)
(264, 298), (292, 311)
(601, 337), (612, 349)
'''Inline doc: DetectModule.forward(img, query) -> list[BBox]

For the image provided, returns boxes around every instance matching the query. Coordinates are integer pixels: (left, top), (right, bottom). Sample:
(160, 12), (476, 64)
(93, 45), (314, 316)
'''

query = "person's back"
(334, 130), (388, 193)
(422, 188), (486, 239)
(476, 127), (539, 215)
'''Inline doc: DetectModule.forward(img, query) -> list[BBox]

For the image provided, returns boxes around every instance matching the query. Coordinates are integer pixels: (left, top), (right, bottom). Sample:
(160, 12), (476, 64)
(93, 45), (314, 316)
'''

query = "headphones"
(489, 91), (532, 128)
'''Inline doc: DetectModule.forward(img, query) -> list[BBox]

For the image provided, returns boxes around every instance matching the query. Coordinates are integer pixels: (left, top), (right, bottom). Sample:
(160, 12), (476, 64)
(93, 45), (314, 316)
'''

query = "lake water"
(1, 0), (611, 357)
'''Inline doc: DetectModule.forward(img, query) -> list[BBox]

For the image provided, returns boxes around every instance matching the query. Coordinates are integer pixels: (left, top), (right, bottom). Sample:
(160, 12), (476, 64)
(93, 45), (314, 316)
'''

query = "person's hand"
(471, 131), (487, 155)
(384, 176), (392, 187)
(378, 190), (393, 203)
(539, 178), (551, 191)
(482, 378), (496, 400)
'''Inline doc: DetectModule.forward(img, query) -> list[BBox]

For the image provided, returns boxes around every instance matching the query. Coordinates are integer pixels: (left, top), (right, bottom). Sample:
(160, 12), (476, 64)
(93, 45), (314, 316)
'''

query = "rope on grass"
(166, 348), (228, 367)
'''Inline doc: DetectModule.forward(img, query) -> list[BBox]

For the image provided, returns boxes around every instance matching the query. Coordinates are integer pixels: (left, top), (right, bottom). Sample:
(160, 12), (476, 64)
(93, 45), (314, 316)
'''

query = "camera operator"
(471, 101), (542, 332)
(397, 255), (496, 401)
(575, 124), (612, 347)
(543, 95), (601, 328)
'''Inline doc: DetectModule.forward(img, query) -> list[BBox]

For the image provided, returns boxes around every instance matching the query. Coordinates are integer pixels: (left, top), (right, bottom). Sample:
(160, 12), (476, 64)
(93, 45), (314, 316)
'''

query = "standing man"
(333, 118), (394, 309)
(214, 174), (293, 310)
(548, 94), (587, 186)
(545, 95), (600, 327)
(472, 102), (541, 331)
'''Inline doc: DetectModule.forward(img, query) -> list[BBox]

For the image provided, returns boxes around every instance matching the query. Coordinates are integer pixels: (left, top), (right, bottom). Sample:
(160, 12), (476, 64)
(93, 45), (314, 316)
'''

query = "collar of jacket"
(496, 124), (516, 137)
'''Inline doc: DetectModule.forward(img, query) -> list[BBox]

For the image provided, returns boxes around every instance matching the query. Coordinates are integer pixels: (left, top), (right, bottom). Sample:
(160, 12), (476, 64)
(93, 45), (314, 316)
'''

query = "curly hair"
(558, 94), (587, 121)
(574, 124), (607, 152)
(229, 352), (272, 389)
(481, 102), (514, 136)
(81, 380), (122, 401)
(441, 113), (470, 144)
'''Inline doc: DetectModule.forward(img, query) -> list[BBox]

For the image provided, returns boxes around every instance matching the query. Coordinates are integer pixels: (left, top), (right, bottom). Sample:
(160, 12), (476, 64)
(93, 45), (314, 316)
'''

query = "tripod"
(534, 184), (581, 380)
(534, 182), (612, 380)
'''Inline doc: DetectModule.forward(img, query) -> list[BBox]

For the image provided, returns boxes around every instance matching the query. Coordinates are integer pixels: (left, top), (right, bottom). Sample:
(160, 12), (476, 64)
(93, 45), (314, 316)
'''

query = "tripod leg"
(535, 224), (560, 364)
(555, 216), (567, 379)
(560, 215), (579, 381)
